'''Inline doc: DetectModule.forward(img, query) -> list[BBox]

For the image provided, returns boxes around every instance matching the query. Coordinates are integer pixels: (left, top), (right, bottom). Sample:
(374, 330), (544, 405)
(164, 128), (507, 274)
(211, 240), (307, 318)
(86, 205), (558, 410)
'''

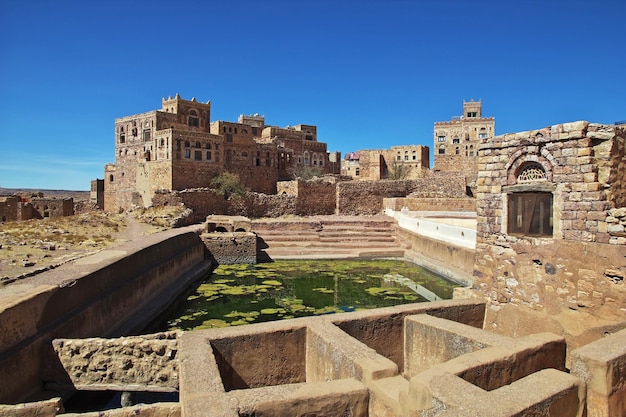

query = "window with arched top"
(507, 161), (553, 237)
(517, 162), (547, 183)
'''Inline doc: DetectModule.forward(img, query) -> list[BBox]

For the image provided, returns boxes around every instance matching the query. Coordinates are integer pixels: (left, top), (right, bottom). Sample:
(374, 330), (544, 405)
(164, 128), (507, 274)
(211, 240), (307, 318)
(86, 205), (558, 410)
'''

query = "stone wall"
(200, 232), (256, 264)
(473, 121), (626, 341)
(336, 180), (418, 215)
(295, 179), (337, 216)
(0, 228), (211, 403)
(51, 332), (179, 392)
(152, 189), (298, 220)
(383, 197), (476, 212)
(0, 196), (19, 222)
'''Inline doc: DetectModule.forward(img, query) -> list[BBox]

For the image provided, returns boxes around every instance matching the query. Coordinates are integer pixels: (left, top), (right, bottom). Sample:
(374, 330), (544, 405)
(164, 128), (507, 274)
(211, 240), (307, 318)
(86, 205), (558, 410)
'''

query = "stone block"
(570, 327), (626, 417)
(563, 121), (589, 133)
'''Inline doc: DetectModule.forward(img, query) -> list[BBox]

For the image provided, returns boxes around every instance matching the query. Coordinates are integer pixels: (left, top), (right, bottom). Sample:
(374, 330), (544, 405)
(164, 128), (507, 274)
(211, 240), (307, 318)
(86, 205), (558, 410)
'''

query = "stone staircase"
(251, 215), (406, 260)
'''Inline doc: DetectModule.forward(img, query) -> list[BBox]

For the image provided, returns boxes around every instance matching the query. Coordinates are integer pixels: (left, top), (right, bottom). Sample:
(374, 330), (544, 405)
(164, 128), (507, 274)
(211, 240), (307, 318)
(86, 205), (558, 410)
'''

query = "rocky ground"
(0, 205), (189, 285)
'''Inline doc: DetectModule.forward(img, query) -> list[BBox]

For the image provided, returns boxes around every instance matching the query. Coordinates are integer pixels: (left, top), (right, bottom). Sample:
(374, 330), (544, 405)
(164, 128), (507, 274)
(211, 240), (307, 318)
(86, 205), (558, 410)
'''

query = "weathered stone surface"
(52, 332), (180, 391)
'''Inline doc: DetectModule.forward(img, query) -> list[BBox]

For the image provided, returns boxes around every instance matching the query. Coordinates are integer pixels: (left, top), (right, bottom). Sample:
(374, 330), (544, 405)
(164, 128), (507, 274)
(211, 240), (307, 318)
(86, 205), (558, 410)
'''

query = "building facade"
(473, 121), (626, 323)
(341, 145), (430, 180)
(433, 100), (495, 180)
(104, 95), (338, 212)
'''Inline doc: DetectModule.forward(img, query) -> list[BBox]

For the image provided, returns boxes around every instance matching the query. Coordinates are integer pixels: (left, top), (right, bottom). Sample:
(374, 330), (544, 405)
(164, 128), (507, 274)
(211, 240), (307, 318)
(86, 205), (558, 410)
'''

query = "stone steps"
(252, 215), (405, 260)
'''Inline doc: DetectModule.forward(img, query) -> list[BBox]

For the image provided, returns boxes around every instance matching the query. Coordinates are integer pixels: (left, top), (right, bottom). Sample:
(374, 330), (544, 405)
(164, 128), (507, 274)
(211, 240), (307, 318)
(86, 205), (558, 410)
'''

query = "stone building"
(472, 121), (626, 338)
(433, 99), (495, 180)
(103, 94), (339, 212)
(341, 145), (430, 180)
(0, 194), (73, 221)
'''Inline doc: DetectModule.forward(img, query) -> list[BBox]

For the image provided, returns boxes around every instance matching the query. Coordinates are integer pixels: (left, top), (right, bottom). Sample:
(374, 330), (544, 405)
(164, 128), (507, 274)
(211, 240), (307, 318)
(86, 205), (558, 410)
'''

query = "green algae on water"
(166, 259), (457, 331)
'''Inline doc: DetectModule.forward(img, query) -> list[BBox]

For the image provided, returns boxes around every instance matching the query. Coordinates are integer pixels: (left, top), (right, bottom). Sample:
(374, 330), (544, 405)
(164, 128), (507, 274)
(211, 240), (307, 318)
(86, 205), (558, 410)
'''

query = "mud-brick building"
(104, 94), (338, 212)
(473, 121), (626, 339)
(341, 145), (430, 180)
(433, 99), (495, 181)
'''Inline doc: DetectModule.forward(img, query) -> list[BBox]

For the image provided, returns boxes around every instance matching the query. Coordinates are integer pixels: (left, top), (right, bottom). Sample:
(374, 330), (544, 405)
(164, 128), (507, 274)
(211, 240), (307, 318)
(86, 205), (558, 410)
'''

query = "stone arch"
(506, 151), (554, 185)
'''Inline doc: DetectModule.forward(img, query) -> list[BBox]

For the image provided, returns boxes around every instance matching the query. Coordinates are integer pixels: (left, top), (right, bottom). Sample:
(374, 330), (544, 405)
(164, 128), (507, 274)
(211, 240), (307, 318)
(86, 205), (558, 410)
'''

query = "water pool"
(166, 259), (457, 330)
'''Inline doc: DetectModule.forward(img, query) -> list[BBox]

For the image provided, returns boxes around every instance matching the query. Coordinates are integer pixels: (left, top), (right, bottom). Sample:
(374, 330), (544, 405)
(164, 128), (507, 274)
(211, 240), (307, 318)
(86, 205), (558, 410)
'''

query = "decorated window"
(517, 163), (547, 183)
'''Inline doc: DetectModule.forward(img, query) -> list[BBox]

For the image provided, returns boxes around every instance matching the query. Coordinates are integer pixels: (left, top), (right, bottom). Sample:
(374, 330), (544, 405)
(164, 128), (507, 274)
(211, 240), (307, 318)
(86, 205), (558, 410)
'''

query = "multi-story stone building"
(341, 145), (430, 180)
(104, 94), (338, 212)
(433, 99), (495, 180)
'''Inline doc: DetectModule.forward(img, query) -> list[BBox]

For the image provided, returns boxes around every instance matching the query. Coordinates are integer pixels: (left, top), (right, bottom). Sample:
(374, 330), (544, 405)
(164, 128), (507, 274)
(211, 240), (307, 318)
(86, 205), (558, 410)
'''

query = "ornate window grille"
(517, 163), (546, 183)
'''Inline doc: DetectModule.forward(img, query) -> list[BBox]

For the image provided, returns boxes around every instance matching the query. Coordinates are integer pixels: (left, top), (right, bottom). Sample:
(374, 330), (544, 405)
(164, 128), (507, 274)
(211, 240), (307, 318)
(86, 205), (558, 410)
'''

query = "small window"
(206, 151), (212, 160)
(194, 150), (202, 160)
(226, 134), (233, 142)
(438, 136), (446, 142)
(507, 192), (553, 237)
(355, 167), (360, 176)
(185, 149), (191, 159)
(188, 110), (199, 127)
(119, 133), (125, 144)
(143, 129), (151, 141)
(452, 137), (460, 144)
(438, 144), (445, 155)
(185, 141), (190, 148)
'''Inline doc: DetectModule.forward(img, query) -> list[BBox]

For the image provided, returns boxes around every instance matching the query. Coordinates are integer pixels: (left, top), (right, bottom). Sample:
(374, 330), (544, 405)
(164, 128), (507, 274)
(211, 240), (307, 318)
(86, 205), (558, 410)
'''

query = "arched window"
(185, 140), (190, 148)
(516, 162), (547, 183)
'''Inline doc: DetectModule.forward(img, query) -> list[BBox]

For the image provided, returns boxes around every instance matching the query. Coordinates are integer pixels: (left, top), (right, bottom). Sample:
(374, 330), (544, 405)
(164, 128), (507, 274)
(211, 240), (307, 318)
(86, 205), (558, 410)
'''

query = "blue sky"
(1, 0), (624, 191)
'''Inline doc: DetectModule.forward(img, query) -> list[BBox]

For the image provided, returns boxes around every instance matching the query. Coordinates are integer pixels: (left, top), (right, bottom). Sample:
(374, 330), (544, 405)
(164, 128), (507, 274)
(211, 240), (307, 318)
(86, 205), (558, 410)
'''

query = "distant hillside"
(0, 187), (90, 201)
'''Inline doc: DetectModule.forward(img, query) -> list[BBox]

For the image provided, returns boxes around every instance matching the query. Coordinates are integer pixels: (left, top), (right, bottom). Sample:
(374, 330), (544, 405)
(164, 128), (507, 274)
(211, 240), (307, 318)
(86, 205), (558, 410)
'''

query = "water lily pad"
(262, 280), (283, 286)
(260, 308), (284, 315)
(198, 319), (229, 329)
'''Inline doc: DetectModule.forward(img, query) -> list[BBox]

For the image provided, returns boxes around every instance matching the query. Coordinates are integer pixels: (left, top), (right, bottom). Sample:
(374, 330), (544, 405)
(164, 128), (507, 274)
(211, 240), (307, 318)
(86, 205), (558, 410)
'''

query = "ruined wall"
(30, 198), (73, 218)
(277, 180), (298, 195)
(295, 179), (337, 216)
(152, 189), (296, 220)
(0, 196), (19, 221)
(336, 180), (418, 215)
(200, 232), (256, 264)
(234, 192), (296, 218)
(51, 332), (179, 392)
(473, 121), (626, 332)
